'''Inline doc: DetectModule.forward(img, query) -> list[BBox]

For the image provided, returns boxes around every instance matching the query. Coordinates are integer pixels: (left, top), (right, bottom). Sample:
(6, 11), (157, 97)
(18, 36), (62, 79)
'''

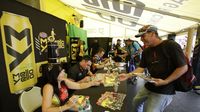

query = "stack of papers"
(97, 92), (126, 110)
(134, 73), (155, 83)
(70, 95), (89, 105)
(95, 73), (118, 87)
(115, 62), (126, 67)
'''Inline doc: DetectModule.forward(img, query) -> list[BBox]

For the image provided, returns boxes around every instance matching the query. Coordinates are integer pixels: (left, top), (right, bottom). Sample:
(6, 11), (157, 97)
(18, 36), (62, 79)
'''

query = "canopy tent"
(60, 0), (199, 37)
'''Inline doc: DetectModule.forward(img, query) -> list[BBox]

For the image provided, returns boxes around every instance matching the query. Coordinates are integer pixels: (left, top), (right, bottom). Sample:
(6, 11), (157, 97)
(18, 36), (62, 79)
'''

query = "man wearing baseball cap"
(135, 25), (158, 37)
(120, 25), (188, 112)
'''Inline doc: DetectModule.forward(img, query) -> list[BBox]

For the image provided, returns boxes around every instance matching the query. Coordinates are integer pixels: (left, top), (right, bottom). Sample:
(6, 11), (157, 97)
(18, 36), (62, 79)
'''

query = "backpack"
(192, 43), (200, 87)
(132, 40), (143, 50)
(162, 40), (195, 92)
(175, 57), (195, 92)
(132, 41), (142, 64)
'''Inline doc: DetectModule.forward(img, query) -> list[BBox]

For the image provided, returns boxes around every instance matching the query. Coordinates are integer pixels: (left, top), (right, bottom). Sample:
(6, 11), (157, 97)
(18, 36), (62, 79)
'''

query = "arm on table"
(42, 84), (75, 112)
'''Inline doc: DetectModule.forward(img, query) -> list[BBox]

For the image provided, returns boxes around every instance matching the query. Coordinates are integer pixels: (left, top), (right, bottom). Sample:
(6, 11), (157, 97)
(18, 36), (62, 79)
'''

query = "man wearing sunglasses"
(120, 25), (187, 112)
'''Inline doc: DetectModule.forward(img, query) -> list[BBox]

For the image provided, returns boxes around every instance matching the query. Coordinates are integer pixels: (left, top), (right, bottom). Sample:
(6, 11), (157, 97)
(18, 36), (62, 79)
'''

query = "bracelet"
(59, 106), (63, 112)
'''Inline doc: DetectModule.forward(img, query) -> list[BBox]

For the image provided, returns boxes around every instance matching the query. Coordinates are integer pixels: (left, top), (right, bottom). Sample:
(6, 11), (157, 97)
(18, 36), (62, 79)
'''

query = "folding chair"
(19, 86), (42, 112)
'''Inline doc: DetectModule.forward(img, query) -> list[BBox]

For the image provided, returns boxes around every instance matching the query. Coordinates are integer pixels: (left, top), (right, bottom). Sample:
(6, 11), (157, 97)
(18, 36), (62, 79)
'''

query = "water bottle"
(128, 58), (137, 84)
(126, 61), (130, 73)
(84, 99), (92, 112)
(78, 105), (84, 112)
(129, 63), (135, 72)
(129, 58), (135, 72)
(113, 83), (119, 92)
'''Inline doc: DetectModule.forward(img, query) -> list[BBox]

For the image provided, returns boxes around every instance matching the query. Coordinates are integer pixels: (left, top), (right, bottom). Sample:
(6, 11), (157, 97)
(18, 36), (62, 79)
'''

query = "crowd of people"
(40, 24), (199, 112)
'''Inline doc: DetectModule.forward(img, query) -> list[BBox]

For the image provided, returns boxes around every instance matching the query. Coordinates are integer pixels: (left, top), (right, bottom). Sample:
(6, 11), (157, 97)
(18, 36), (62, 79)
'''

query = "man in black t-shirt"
(119, 25), (187, 112)
(113, 39), (125, 62)
(68, 55), (94, 83)
(67, 55), (97, 95)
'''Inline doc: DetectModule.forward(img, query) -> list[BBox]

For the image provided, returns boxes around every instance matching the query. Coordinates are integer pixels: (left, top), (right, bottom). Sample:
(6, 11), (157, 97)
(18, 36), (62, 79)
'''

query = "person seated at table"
(68, 55), (95, 83)
(113, 39), (127, 62)
(42, 64), (100, 112)
(76, 40), (87, 62)
(91, 47), (110, 73)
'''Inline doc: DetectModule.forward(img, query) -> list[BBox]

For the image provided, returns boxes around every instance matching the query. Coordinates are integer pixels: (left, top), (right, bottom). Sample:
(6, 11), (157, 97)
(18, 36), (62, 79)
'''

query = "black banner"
(0, 0), (67, 111)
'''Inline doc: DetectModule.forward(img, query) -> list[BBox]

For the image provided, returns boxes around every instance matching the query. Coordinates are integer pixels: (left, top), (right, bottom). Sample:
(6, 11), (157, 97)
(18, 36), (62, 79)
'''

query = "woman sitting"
(42, 64), (100, 112)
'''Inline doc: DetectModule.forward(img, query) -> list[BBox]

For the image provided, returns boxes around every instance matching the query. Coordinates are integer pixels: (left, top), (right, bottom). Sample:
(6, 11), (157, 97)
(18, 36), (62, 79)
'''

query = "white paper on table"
(134, 73), (155, 83)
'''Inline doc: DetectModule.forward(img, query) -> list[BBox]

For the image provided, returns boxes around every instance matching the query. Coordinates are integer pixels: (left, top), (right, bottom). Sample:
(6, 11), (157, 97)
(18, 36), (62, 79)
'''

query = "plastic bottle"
(85, 99), (92, 112)
(129, 58), (135, 72)
(78, 105), (84, 112)
(113, 83), (119, 92)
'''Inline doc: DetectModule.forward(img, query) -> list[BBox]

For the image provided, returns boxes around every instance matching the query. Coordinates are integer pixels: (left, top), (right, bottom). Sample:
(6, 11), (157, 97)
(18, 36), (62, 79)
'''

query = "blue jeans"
(132, 86), (173, 112)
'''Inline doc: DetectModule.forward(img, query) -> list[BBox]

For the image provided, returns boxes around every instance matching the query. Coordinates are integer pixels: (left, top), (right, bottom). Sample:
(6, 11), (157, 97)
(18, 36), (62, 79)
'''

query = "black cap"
(117, 39), (121, 41)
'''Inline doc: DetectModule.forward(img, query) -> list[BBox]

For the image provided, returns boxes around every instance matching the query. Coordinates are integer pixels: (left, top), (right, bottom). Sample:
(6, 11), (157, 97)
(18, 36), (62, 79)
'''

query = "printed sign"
(0, 11), (37, 93)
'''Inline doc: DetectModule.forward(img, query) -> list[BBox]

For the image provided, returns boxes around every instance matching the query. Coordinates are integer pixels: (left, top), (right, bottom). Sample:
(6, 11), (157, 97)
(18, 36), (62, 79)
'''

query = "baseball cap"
(117, 39), (121, 41)
(135, 25), (158, 37)
(125, 38), (133, 42)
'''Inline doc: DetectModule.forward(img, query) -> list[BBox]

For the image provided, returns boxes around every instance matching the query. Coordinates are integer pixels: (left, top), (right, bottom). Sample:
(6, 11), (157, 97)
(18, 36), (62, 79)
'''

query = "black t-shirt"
(140, 40), (186, 94)
(67, 63), (89, 95)
(67, 63), (88, 82)
(115, 44), (123, 55)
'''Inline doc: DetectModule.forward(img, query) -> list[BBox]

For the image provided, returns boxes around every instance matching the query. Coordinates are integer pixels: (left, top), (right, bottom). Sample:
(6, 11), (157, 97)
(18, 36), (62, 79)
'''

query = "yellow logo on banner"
(0, 11), (37, 93)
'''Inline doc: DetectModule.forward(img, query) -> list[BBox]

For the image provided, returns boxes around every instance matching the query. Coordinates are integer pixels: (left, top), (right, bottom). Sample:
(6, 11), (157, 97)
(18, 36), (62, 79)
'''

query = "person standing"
(119, 25), (188, 112)
(124, 38), (143, 67)
(113, 39), (126, 62)
(121, 38), (143, 84)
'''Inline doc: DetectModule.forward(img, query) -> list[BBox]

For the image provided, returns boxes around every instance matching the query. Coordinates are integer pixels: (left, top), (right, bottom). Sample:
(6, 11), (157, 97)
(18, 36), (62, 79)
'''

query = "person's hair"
(41, 64), (70, 105)
(81, 55), (91, 61)
(117, 39), (121, 41)
(41, 64), (62, 95)
(98, 47), (105, 53)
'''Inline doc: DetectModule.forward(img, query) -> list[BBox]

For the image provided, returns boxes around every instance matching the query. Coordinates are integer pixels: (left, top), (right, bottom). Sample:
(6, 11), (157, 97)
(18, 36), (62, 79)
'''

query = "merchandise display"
(134, 73), (155, 83)
(104, 73), (117, 87)
(115, 62), (126, 67)
(71, 95), (92, 111)
(93, 73), (105, 81)
(95, 73), (119, 87)
(96, 92), (126, 110)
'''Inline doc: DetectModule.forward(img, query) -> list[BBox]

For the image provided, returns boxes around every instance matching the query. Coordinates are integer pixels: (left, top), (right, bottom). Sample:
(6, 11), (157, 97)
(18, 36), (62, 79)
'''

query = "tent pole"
(185, 28), (196, 60)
